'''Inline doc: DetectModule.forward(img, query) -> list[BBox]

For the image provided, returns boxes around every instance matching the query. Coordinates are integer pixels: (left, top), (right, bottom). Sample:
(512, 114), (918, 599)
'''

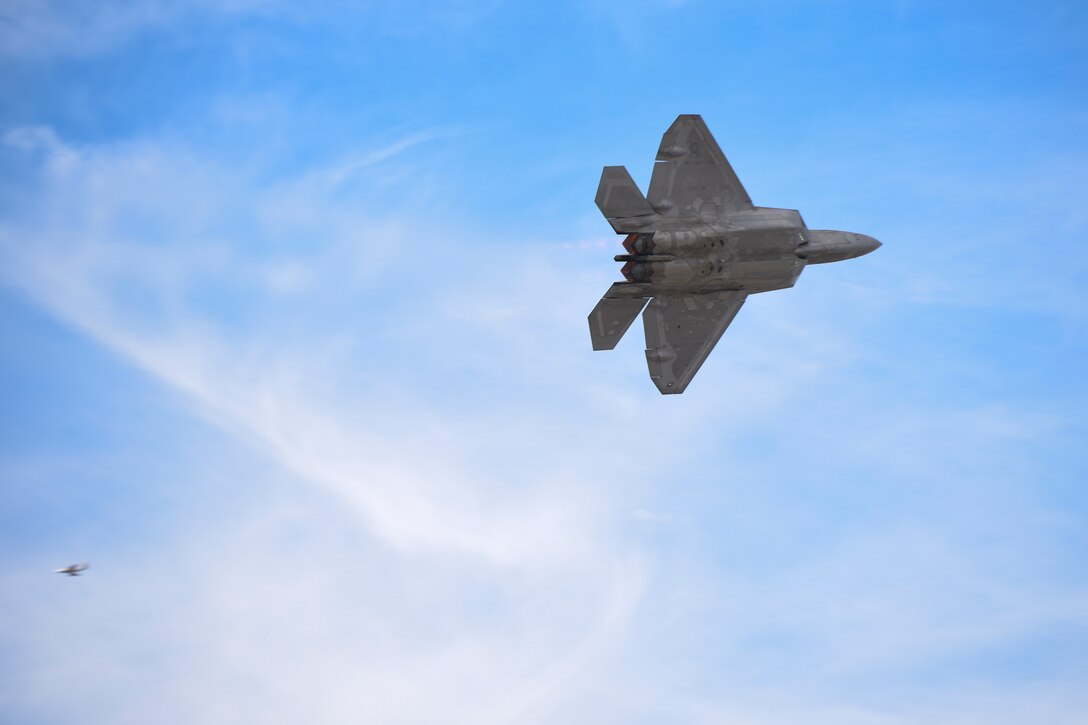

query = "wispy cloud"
(0, 125), (654, 722)
(2, 120), (1085, 724)
(0, 126), (592, 564)
(0, 0), (282, 59)
(308, 129), (455, 190)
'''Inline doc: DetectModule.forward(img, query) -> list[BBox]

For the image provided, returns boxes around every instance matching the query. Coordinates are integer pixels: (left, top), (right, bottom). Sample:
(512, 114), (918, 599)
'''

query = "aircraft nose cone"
(857, 234), (881, 255)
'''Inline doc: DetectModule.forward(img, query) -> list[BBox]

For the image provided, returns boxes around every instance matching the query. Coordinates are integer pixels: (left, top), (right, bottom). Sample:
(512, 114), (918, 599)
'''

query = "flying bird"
(589, 114), (881, 394)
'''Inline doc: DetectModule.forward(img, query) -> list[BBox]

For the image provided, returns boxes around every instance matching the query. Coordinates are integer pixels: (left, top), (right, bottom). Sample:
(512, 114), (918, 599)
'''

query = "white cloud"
(0, 127), (654, 722)
(0, 0), (284, 59)
(0, 127), (597, 564)
(0, 0), (512, 61)
(2, 126), (1085, 724)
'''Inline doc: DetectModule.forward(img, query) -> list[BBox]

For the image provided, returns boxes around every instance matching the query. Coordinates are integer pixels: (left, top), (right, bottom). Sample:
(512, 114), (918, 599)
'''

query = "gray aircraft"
(589, 114), (880, 394)
(54, 563), (90, 576)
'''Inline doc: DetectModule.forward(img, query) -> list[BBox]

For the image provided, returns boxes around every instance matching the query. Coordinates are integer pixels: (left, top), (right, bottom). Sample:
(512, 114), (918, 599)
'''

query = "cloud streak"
(2, 115), (1086, 724)
(0, 126), (599, 564)
(0, 125), (657, 723)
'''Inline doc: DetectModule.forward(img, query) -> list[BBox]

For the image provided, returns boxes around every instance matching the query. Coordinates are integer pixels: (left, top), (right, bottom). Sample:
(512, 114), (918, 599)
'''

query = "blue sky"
(1, 1), (1086, 722)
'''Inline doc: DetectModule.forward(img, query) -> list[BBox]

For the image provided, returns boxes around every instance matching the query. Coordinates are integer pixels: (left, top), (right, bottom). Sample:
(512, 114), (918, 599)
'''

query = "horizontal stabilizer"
(588, 296), (649, 351)
(595, 166), (656, 233)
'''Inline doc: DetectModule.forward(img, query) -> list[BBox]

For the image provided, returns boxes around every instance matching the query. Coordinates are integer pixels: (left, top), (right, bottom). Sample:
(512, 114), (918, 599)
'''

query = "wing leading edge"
(642, 290), (747, 394)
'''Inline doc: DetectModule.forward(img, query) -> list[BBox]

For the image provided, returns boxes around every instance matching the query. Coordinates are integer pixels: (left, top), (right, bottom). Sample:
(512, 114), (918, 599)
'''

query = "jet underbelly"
(728, 257), (805, 292)
(620, 226), (805, 293)
(719, 227), (805, 293)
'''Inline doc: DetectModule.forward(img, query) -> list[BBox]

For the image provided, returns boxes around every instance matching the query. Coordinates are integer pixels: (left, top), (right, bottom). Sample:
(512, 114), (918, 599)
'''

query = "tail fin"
(595, 166), (656, 233)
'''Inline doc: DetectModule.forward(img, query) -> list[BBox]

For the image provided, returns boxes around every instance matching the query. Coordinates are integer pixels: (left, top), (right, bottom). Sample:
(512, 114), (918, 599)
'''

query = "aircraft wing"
(647, 115), (753, 220)
(642, 290), (747, 394)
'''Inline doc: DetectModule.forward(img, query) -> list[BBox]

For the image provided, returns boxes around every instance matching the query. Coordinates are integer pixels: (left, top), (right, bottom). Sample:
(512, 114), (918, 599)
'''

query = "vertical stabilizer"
(595, 166), (656, 233)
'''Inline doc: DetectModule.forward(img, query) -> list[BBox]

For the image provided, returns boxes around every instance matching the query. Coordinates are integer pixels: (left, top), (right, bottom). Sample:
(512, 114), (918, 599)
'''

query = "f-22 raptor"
(589, 115), (880, 394)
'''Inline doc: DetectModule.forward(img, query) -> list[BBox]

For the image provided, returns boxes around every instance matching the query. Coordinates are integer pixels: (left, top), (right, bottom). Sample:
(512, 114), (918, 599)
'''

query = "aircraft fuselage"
(612, 207), (879, 295)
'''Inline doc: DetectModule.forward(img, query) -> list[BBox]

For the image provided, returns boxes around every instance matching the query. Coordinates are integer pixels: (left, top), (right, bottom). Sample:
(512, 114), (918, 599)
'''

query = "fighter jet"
(54, 563), (90, 576)
(589, 114), (881, 394)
